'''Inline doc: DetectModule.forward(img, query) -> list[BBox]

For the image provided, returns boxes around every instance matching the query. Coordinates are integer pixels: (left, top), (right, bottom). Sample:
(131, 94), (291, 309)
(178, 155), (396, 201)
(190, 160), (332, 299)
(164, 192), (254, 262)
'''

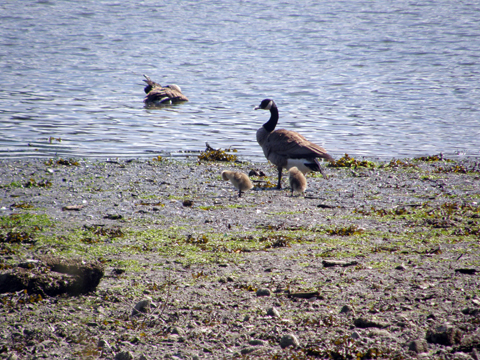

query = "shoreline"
(1, 155), (479, 359)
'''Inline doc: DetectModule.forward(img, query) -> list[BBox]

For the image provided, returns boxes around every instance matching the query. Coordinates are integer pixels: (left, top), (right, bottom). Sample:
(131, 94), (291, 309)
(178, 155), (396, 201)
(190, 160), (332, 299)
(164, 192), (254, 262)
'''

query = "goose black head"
(144, 84), (153, 94)
(254, 99), (274, 111)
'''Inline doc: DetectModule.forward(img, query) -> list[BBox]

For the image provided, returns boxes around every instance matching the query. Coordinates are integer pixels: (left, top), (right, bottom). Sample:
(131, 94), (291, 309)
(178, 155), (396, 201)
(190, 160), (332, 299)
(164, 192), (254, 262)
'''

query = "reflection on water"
(0, 0), (479, 160)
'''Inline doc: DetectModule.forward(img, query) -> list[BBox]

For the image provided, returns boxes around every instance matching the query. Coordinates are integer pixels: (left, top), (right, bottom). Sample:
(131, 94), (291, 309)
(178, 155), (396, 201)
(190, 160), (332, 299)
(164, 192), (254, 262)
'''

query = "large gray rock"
(280, 334), (300, 349)
(426, 324), (462, 346)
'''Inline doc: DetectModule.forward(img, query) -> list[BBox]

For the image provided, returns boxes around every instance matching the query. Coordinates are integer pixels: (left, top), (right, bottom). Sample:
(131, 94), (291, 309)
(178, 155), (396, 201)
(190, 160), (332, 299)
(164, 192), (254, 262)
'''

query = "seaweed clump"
(382, 158), (418, 169)
(198, 143), (237, 162)
(414, 154), (453, 162)
(434, 165), (469, 174)
(328, 154), (375, 168)
(45, 158), (79, 166)
(326, 225), (364, 236)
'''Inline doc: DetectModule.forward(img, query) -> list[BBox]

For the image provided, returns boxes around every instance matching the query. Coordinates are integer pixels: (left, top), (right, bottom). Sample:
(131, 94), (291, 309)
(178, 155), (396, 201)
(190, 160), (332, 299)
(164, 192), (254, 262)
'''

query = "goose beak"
(254, 106), (261, 110)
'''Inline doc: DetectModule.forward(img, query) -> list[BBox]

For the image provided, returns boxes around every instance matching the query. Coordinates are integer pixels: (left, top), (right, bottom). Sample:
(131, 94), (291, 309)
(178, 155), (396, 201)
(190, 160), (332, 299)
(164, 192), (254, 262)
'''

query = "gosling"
(289, 167), (307, 196)
(221, 170), (253, 198)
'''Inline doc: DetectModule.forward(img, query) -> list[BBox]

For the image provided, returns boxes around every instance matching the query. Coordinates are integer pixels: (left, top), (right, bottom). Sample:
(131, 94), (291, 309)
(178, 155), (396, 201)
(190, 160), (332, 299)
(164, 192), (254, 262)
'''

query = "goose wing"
(266, 129), (333, 161)
(144, 87), (189, 104)
(162, 87), (189, 102)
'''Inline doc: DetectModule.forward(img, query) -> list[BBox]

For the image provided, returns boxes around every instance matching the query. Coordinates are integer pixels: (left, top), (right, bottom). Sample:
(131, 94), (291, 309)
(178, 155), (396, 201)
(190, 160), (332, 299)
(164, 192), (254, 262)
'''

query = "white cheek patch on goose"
(265, 100), (273, 110)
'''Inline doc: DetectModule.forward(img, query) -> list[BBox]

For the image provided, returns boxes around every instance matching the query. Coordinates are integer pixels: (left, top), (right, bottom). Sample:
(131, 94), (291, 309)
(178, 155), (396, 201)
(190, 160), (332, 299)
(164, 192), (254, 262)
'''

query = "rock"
(170, 326), (185, 336)
(97, 339), (112, 352)
(17, 259), (40, 269)
(0, 257), (104, 296)
(368, 329), (392, 338)
(256, 288), (271, 297)
(458, 332), (480, 353)
(249, 339), (266, 346)
(240, 347), (257, 355)
(132, 298), (152, 316)
(288, 291), (320, 299)
(340, 305), (354, 314)
(322, 260), (358, 267)
(105, 213), (122, 220)
(472, 348), (479, 360)
(6, 354), (18, 360)
(426, 324), (462, 346)
(452, 353), (472, 360)
(408, 339), (428, 353)
(354, 317), (387, 329)
(280, 334), (300, 349)
(114, 351), (134, 360)
(138, 354), (150, 360)
(182, 199), (193, 207)
(351, 331), (361, 340)
(461, 308), (480, 316)
(267, 307), (280, 317)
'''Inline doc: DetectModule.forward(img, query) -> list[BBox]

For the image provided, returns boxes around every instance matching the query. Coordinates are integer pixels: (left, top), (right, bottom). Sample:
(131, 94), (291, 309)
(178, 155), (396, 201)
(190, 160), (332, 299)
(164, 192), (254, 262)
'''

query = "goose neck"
(263, 103), (278, 133)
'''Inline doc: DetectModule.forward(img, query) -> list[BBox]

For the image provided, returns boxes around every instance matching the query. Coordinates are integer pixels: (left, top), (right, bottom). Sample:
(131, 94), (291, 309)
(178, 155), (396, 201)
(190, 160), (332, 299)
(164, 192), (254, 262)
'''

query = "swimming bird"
(221, 170), (253, 197)
(289, 167), (307, 196)
(254, 99), (334, 189)
(143, 75), (188, 106)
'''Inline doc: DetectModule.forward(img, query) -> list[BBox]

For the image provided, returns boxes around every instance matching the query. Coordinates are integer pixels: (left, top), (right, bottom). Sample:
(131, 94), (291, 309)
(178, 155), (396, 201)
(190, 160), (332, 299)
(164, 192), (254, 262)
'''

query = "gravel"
(0, 156), (479, 359)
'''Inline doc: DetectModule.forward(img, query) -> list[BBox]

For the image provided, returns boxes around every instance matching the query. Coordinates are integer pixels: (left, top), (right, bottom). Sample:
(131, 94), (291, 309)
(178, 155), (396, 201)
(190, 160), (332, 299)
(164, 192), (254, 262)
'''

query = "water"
(1, 0), (479, 161)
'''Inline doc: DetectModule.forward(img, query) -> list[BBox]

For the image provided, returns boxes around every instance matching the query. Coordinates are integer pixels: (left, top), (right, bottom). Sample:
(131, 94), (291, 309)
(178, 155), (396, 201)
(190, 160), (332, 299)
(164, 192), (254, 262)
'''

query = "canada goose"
(221, 170), (253, 197)
(143, 75), (188, 106)
(289, 167), (307, 196)
(254, 99), (334, 189)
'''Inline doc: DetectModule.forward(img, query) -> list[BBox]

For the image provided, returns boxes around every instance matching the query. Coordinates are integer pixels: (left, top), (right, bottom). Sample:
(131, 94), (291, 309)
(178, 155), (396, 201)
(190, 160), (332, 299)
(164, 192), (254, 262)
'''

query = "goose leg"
(277, 167), (283, 189)
(238, 189), (242, 197)
(315, 158), (329, 180)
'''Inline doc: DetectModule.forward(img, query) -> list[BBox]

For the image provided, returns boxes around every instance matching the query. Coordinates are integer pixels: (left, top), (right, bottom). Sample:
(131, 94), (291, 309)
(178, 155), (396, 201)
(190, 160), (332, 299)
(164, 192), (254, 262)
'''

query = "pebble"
(472, 348), (479, 360)
(426, 324), (462, 345)
(249, 339), (266, 346)
(340, 305), (354, 314)
(267, 307), (280, 317)
(280, 334), (300, 349)
(240, 347), (257, 355)
(351, 331), (361, 340)
(452, 353), (472, 360)
(408, 339), (428, 353)
(114, 351), (134, 360)
(256, 288), (271, 297)
(132, 298), (152, 316)
(98, 339), (112, 352)
(354, 317), (387, 329)
(170, 326), (185, 336)
(367, 329), (392, 338)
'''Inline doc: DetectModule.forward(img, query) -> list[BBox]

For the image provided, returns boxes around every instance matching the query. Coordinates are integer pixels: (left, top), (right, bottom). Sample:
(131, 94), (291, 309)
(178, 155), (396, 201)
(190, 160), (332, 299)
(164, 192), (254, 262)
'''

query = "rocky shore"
(0, 155), (479, 359)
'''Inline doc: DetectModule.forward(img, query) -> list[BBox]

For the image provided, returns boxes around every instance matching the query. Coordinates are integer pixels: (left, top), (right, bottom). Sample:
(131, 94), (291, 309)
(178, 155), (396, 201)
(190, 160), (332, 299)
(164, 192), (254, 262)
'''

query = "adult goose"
(254, 99), (334, 189)
(143, 75), (189, 106)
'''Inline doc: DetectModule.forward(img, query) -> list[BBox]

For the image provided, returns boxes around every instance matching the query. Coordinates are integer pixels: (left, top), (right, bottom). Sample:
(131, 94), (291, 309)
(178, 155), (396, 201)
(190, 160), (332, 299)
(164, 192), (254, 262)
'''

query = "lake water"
(1, 0), (479, 161)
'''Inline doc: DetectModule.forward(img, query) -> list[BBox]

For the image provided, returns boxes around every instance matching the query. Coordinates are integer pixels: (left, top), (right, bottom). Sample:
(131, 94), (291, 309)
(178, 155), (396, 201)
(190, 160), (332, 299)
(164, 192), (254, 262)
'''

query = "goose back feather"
(143, 75), (188, 106)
